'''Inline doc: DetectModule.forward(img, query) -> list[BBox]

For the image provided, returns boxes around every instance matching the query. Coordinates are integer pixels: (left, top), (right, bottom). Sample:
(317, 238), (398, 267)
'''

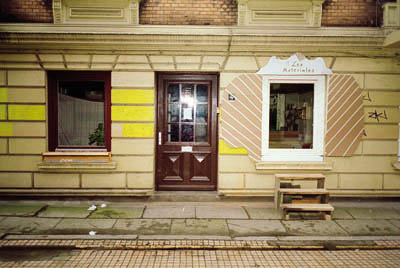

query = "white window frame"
(261, 75), (326, 162)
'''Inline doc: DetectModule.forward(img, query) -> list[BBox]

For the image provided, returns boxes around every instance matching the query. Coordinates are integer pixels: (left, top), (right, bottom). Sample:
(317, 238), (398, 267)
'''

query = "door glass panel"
(196, 104), (208, 123)
(269, 83), (314, 149)
(167, 84), (180, 102)
(165, 83), (210, 143)
(195, 125), (208, 142)
(168, 124), (179, 142)
(196, 84), (208, 102)
(168, 103), (179, 123)
(181, 124), (194, 142)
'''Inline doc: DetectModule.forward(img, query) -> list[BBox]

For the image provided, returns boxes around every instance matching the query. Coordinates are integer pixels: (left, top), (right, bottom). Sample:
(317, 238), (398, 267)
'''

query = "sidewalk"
(0, 197), (400, 249)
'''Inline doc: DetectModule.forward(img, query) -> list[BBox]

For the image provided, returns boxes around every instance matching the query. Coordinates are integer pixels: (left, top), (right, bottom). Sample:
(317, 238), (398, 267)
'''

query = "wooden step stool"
(274, 173), (334, 220)
(281, 203), (334, 220)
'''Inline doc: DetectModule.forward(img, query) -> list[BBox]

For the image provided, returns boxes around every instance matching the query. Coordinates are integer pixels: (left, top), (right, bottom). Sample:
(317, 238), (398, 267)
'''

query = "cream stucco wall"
(0, 25), (399, 196)
(218, 56), (400, 197)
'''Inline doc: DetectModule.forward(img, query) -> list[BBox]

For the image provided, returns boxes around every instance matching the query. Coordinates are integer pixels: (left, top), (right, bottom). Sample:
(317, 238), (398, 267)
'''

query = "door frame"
(155, 72), (219, 190)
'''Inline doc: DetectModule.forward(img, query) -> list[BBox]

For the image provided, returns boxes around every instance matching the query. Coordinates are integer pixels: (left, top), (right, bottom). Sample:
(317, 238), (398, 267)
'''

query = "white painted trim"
(261, 75), (326, 162)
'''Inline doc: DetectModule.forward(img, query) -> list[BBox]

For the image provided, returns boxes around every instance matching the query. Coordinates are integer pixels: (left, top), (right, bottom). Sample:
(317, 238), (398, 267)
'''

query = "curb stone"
(0, 238), (400, 251)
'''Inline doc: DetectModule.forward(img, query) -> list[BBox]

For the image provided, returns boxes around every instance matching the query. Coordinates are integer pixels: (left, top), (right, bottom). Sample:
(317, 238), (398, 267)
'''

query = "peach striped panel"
(325, 74), (364, 156)
(220, 74), (263, 161)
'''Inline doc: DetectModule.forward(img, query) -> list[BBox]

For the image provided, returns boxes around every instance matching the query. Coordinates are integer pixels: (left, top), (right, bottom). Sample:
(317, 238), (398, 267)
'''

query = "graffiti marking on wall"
(368, 109), (388, 122)
(363, 92), (372, 102)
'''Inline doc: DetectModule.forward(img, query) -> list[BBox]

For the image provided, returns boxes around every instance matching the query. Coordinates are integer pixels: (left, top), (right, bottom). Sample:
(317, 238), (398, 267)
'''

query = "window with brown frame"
(48, 71), (111, 152)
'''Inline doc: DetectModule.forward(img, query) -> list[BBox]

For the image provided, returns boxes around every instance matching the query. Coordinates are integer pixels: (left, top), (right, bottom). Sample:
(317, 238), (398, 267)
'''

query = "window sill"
(392, 162), (400, 171)
(255, 161), (333, 170)
(38, 152), (116, 171)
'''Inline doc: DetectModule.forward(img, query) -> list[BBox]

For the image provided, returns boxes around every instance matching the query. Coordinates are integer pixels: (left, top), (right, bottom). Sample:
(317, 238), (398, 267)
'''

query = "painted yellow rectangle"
(122, 123), (154, 138)
(0, 88), (7, 103)
(8, 88), (46, 103)
(112, 89), (154, 104)
(219, 139), (248, 155)
(0, 104), (6, 120)
(8, 105), (45, 121)
(112, 106), (154, 122)
(0, 122), (13, 136)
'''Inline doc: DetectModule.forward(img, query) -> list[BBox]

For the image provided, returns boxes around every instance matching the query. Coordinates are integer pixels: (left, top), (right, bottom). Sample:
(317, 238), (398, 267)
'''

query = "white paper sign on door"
(181, 146), (193, 152)
(183, 108), (193, 120)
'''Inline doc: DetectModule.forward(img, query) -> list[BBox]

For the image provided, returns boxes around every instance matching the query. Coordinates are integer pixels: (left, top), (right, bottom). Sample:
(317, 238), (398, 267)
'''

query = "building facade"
(0, 0), (399, 197)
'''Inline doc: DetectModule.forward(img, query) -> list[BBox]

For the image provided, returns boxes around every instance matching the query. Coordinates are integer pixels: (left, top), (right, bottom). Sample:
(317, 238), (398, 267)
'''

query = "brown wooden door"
(156, 73), (218, 190)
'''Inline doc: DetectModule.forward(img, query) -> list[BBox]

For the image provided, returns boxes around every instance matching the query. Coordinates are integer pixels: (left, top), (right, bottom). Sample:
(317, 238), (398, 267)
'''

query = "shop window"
(48, 71), (111, 152)
(262, 76), (325, 161)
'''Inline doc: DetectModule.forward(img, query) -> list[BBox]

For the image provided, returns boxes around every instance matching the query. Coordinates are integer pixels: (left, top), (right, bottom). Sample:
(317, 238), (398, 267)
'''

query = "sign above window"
(257, 53), (332, 75)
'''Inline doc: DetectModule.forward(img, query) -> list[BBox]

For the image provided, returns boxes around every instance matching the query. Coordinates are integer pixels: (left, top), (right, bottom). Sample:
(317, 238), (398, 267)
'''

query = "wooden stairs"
(275, 173), (334, 220)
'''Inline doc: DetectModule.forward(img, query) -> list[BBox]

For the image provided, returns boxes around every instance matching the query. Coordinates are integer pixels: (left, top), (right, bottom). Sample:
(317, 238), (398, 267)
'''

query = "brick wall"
(0, 0), (52, 23)
(321, 0), (391, 27)
(139, 0), (237, 26)
(0, 0), (392, 27)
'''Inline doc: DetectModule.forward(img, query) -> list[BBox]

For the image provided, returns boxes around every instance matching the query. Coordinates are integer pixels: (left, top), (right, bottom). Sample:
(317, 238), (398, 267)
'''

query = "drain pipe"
(398, 121), (400, 162)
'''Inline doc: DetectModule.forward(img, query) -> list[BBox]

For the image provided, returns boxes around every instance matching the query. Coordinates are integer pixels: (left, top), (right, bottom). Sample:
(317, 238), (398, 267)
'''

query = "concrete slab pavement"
(170, 219), (230, 236)
(113, 219), (171, 235)
(344, 208), (400, 219)
(282, 220), (348, 236)
(90, 207), (144, 219)
(0, 204), (45, 217)
(336, 219), (400, 236)
(196, 206), (248, 219)
(0, 199), (400, 241)
(227, 220), (286, 237)
(38, 206), (91, 218)
(143, 205), (195, 218)
(0, 217), (61, 234)
(245, 208), (283, 219)
(332, 208), (354, 219)
(53, 219), (116, 234)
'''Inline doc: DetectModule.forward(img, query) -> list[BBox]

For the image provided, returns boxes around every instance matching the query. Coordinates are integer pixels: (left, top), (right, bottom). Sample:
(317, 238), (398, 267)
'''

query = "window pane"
(196, 84), (208, 102)
(167, 84), (179, 102)
(168, 103), (179, 123)
(58, 81), (105, 147)
(168, 124), (179, 142)
(269, 83), (313, 149)
(195, 124), (208, 142)
(196, 104), (208, 123)
(181, 124), (194, 142)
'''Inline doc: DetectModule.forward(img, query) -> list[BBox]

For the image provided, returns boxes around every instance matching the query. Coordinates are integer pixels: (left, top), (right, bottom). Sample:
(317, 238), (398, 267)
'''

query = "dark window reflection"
(181, 124), (194, 142)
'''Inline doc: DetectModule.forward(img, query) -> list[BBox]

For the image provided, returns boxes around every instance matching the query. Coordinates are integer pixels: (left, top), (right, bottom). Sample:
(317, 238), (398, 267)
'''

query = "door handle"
(158, 132), (162, 145)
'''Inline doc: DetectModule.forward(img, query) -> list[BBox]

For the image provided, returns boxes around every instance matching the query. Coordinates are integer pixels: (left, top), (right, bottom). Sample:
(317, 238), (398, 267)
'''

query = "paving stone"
(389, 219), (400, 229)
(336, 220), (400, 236)
(53, 219), (116, 234)
(143, 205), (194, 218)
(245, 208), (283, 219)
(171, 219), (230, 236)
(282, 220), (348, 236)
(0, 205), (45, 216)
(227, 220), (286, 237)
(345, 208), (400, 219)
(196, 206), (248, 219)
(0, 217), (61, 234)
(38, 206), (91, 218)
(332, 208), (354, 219)
(114, 219), (171, 235)
(90, 207), (144, 219)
